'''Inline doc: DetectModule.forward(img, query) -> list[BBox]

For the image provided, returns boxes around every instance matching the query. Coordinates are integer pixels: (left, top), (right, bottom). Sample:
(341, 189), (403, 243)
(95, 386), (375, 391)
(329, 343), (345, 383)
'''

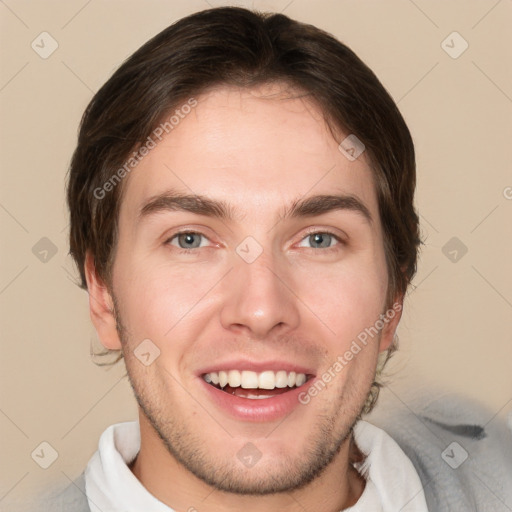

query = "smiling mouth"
(202, 370), (313, 399)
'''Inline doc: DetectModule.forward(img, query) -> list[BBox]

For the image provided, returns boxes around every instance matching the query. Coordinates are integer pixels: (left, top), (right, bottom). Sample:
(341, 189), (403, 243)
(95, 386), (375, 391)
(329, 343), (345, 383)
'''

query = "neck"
(129, 410), (366, 512)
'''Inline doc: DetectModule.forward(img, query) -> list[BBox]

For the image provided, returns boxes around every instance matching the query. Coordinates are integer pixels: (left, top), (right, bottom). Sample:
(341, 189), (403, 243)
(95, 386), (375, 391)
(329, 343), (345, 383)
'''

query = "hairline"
(100, 82), (393, 303)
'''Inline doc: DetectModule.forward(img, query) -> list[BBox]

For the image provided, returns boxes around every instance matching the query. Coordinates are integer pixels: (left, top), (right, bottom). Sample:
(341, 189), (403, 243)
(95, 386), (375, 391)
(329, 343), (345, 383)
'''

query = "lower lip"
(198, 377), (316, 422)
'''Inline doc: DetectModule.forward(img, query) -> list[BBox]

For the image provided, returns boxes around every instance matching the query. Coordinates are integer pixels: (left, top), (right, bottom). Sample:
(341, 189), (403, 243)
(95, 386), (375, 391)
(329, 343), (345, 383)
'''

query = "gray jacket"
(29, 390), (512, 511)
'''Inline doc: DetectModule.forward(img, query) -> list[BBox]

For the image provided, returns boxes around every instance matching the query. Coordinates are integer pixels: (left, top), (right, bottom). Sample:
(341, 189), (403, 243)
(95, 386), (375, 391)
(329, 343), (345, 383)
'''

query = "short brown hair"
(67, 6), (422, 411)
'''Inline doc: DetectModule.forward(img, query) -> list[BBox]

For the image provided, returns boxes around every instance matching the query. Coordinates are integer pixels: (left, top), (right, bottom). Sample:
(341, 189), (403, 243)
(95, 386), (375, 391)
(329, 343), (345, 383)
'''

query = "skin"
(85, 82), (403, 512)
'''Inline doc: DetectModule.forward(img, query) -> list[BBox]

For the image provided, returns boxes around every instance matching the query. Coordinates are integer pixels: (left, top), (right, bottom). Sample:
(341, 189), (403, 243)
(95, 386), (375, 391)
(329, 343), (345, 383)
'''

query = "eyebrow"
(138, 190), (373, 225)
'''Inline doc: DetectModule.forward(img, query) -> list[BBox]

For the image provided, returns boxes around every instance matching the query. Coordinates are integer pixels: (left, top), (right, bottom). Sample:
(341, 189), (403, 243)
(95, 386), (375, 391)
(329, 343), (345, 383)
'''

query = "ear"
(84, 251), (122, 350)
(378, 294), (404, 353)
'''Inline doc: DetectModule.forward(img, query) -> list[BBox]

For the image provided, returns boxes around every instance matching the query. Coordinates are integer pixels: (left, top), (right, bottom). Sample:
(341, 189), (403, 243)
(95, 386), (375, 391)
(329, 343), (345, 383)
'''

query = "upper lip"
(196, 359), (316, 377)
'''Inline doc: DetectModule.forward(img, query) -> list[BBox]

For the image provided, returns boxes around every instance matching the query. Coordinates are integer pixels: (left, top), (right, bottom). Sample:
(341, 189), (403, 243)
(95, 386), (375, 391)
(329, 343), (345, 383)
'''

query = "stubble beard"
(114, 297), (370, 496)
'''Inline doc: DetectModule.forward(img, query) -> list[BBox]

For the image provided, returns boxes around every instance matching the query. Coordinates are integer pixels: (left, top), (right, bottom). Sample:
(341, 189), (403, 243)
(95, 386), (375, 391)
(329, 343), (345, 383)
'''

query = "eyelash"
(165, 229), (345, 255)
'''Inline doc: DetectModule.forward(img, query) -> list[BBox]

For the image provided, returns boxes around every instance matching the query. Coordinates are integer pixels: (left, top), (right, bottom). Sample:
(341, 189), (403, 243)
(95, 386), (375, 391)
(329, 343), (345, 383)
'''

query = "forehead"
(119, 83), (379, 224)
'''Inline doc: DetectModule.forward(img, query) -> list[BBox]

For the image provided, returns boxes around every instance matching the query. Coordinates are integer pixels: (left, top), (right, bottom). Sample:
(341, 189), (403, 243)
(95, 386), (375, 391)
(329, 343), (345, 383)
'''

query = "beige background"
(1, 0), (511, 506)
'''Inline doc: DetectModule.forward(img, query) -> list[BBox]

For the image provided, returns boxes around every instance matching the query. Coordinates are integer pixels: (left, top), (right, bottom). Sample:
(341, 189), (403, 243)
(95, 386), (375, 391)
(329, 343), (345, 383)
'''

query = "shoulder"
(367, 386), (512, 512)
(27, 472), (90, 512)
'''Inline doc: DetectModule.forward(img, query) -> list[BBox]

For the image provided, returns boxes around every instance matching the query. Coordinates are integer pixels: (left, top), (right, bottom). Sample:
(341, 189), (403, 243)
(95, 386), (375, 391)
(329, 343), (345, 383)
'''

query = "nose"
(219, 249), (301, 339)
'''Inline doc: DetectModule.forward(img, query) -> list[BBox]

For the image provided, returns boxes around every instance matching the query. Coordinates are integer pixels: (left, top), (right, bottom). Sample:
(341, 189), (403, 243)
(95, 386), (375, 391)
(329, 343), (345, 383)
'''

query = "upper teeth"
(203, 370), (307, 390)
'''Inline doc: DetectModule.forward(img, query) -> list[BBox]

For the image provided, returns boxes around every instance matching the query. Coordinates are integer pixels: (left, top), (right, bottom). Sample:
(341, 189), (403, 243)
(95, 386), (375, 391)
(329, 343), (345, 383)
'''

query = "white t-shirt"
(85, 420), (429, 512)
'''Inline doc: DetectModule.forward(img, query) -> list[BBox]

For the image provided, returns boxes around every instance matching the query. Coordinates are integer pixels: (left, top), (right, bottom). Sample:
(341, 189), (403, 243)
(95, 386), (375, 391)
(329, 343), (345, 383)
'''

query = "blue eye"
(307, 233), (334, 248)
(164, 229), (344, 254)
(167, 232), (207, 250)
(298, 231), (342, 250)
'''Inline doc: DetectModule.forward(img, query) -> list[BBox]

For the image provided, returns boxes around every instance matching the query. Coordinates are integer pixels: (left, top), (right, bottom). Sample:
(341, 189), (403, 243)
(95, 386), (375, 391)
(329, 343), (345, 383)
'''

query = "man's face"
(99, 83), (399, 494)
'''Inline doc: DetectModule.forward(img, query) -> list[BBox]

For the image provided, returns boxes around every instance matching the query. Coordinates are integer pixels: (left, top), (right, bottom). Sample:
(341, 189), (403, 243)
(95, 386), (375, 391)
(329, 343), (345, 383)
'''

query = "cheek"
(294, 256), (387, 346)
(114, 233), (388, 353)
(114, 254), (220, 341)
